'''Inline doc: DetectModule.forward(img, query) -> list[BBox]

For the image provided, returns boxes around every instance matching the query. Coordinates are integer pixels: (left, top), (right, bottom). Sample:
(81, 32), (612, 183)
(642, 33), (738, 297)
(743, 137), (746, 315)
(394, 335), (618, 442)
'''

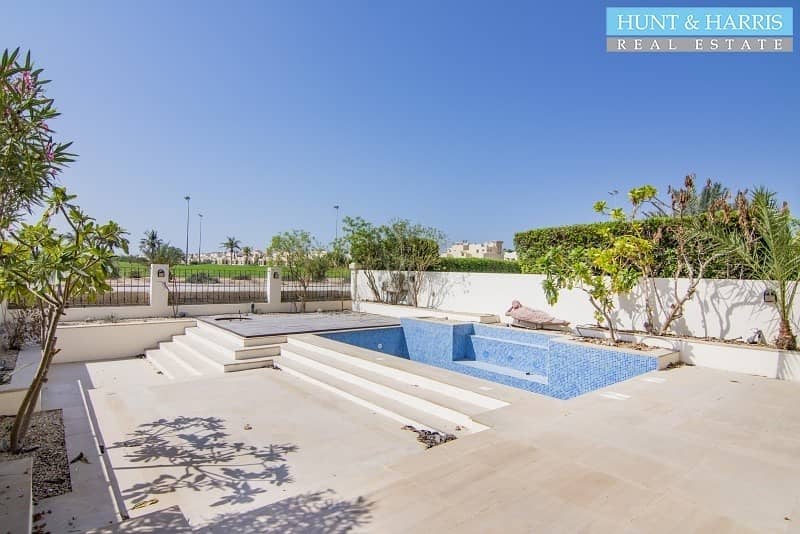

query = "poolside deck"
(198, 311), (400, 338)
(33, 346), (800, 532)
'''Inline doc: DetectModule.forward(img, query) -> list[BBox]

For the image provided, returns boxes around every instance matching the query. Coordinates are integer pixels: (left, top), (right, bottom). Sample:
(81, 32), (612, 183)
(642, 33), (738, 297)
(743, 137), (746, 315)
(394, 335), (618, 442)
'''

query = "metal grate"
(281, 271), (351, 303)
(66, 266), (150, 307)
(168, 268), (268, 305)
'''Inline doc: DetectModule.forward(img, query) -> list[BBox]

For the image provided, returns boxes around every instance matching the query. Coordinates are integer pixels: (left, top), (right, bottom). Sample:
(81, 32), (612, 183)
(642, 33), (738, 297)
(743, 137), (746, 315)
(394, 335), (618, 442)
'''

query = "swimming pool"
(321, 318), (660, 400)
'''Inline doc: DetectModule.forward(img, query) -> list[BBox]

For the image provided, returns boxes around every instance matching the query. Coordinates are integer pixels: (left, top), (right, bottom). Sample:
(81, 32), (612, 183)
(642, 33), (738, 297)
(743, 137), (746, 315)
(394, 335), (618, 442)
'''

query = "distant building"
(190, 250), (267, 265)
(443, 240), (505, 260)
(503, 250), (518, 261)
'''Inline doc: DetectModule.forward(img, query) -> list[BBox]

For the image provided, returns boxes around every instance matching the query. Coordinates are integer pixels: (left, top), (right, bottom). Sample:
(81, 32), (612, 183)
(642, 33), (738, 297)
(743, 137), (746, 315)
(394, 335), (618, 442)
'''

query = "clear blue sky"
(5, 1), (799, 253)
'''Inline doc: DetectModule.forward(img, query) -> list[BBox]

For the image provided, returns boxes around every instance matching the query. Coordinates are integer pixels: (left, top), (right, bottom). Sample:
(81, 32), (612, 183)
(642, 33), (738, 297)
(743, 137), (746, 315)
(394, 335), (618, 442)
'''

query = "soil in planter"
(570, 336), (655, 352)
(0, 349), (18, 385)
(0, 409), (72, 501)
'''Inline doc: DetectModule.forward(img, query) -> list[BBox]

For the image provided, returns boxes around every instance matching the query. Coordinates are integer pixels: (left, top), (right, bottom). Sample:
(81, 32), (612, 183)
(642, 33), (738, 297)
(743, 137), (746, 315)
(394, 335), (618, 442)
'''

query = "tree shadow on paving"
(109, 416), (297, 508)
(195, 489), (374, 534)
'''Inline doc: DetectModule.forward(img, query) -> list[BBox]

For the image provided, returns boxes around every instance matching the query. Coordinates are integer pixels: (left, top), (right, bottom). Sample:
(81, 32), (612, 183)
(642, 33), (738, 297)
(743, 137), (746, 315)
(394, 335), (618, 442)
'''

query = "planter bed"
(577, 325), (800, 382)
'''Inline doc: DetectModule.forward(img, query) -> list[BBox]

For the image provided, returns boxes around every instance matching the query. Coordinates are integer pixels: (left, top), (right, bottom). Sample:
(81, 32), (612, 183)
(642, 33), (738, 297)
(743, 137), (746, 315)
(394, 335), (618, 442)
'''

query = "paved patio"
(37, 353), (800, 532)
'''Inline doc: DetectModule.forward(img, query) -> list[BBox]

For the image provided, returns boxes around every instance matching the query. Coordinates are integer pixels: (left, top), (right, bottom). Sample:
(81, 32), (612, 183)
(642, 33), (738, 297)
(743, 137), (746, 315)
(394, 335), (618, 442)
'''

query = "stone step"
(281, 343), (492, 417)
(145, 347), (200, 380)
(172, 335), (275, 373)
(195, 319), (286, 347)
(279, 346), (486, 435)
(185, 327), (281, 360)
(159, 341), (219, 376)
(286, 336), (508, 411)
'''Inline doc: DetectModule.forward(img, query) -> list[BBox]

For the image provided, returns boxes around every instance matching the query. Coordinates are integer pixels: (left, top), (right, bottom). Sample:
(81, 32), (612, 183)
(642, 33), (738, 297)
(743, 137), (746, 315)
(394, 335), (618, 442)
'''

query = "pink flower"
(21, 71), (34, 92)
(44, 142), (55, 162)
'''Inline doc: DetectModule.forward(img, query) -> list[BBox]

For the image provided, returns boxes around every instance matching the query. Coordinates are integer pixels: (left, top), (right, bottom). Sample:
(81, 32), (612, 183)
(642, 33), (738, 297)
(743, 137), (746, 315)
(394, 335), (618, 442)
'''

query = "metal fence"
(168, 268), (268, 306)
(66, 265), (151, 307)
(281, 272), (351, 303)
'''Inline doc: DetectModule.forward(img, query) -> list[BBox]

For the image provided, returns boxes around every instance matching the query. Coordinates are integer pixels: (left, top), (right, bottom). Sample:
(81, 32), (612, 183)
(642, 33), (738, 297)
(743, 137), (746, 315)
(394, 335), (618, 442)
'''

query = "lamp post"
(184, 195), (191, 264)
(198, 213), (203, 263)
(608, 190), (619, 210)
(333, 205), (340, 242)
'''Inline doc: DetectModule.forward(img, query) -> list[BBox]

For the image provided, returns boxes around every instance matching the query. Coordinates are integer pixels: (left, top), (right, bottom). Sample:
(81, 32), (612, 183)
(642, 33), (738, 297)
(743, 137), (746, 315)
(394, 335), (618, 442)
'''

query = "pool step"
(469, 334), (549, 351)
(279, 343), (490, 435)
(454, 360), (548, 384)
(281, 342), (493, 417)
(286, 337), (507, 411)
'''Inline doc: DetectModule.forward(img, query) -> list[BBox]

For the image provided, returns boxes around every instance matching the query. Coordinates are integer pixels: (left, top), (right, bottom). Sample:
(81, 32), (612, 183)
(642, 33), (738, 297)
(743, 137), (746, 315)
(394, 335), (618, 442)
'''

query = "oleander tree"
(267, 230), (324, 311)
(383, 219), (444, 307)
(0, 188), (128, 452)
(0, 48), (74, 237)
(341, 217), (388, 301)
(342, 217), (444, 306)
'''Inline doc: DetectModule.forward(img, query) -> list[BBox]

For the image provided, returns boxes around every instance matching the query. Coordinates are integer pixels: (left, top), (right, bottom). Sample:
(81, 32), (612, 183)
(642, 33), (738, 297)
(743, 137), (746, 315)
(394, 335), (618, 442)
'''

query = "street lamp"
(333, 205), (340, 242)
(197, 213), (203, 263)
(608, 190), (619, 209)
(184, 195), (191, 264)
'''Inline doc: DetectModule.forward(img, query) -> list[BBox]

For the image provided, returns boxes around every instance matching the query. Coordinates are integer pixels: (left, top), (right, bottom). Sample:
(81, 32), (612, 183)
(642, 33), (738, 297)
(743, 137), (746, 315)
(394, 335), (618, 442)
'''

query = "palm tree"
(696, 180), (729, 214)
(242, 246), (252, 265)
(704, 188), (800, 350)
(221, 236), (241, 264)
(139, 230), (163, 261)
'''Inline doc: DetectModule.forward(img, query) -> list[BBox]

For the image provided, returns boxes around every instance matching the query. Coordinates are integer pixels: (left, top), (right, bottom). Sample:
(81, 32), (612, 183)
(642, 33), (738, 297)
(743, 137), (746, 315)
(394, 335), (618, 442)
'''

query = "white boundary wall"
(353, 270), (800, 346)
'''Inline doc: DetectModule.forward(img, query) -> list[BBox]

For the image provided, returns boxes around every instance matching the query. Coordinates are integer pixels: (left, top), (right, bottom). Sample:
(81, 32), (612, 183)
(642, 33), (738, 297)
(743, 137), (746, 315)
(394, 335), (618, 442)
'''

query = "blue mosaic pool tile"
(467, 335), (549, 376)
(471, 323), (554, 347)
(322, 318), (660, 400)
(323, 327), (409, 358)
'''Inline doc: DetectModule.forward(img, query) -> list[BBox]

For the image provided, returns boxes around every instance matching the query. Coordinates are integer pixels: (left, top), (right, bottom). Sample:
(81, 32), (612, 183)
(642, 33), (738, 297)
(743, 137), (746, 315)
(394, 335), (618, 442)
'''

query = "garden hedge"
(432, 257), (521, 273)
(513, 217), (752, 279)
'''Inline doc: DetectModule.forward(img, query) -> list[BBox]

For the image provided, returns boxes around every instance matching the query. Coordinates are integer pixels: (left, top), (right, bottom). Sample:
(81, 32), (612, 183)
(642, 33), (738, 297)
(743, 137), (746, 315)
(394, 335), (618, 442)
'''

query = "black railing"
(66, 266), (150, 307)
(168, 268), (268, 305)
(281, 272), (351, 303)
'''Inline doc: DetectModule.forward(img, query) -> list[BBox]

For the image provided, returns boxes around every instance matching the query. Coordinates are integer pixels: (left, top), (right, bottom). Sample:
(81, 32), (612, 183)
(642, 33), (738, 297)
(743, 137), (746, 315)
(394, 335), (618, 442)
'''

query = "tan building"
(443, 240), (505, 260)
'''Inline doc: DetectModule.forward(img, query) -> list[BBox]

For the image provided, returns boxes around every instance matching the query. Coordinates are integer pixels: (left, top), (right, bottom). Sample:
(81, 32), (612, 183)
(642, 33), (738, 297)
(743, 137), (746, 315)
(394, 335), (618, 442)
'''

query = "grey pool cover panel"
(198, 312), (401, 338)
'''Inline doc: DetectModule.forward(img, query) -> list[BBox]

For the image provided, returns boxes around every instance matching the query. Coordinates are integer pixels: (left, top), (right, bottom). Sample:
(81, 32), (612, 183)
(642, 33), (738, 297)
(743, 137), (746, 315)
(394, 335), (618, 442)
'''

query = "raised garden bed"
(0, 409), (72, 501)
(577, 325), (800, 381)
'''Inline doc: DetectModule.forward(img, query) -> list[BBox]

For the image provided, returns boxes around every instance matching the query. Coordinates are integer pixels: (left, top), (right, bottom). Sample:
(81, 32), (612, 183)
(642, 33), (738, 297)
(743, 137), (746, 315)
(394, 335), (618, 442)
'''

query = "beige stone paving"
(31, 355), (800, 533)
(333, 366), (800, 533)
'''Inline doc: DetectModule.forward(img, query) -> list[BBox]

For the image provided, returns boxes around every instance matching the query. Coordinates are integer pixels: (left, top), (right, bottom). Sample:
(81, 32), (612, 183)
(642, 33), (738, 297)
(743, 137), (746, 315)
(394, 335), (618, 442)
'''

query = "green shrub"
(433, 257), (521, 273)
(514, 216), (752, 279)
(308, 256), (330, 282)
(185, 272), (220, 284)
(231, 273), (252, 280)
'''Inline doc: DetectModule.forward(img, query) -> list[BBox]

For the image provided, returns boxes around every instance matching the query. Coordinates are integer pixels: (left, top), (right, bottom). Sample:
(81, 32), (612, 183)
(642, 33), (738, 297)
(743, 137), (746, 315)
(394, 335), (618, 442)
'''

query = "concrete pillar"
(349, 262), (360, 310)
(149, 264), (171, 316)
(267, 268), (282, 304)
